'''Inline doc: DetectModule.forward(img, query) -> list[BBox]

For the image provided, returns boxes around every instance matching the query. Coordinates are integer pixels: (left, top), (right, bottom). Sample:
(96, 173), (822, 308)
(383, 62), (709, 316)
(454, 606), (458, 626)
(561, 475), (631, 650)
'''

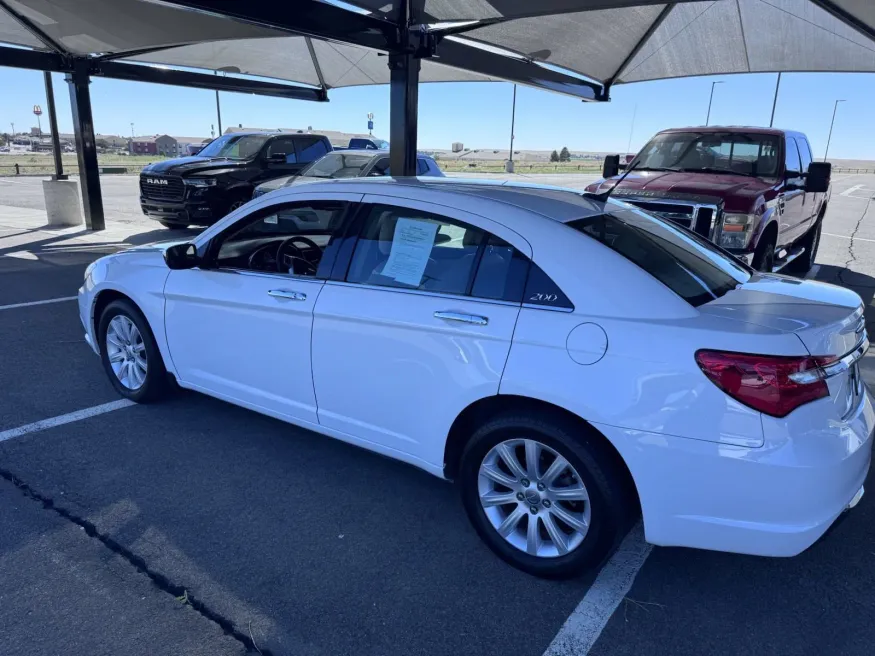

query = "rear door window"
(297, 137), (330, 163)
(785, 138), (802, 174)
(568, 207), (749, 307)
(794, 137), (812, 173)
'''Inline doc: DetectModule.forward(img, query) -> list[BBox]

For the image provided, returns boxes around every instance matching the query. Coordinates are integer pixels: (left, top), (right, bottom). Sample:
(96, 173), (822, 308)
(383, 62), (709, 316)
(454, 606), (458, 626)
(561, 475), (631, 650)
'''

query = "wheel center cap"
(524, 489), (541, 505)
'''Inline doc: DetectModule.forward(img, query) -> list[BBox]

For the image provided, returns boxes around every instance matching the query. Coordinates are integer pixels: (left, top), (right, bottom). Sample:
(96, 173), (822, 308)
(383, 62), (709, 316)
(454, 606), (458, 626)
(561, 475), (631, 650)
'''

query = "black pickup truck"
(139, 132), (332, 228)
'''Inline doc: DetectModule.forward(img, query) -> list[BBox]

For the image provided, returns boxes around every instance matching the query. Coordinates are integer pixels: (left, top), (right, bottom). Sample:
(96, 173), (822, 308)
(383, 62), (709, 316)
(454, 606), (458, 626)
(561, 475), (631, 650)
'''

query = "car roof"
(657, 125), (806, 139)
(271, 177), (606, 222)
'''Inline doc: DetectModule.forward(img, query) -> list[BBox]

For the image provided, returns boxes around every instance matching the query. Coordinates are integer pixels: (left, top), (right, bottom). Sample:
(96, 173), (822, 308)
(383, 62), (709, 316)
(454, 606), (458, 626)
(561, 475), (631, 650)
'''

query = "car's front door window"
(213, 202), (346, 277)
(346, 205), (485, 295)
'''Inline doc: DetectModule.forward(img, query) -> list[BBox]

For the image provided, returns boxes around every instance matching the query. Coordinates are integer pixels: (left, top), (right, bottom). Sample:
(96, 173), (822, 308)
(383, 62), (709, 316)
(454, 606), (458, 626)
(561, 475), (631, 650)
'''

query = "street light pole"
(705, 81), (724, 126)
(769, 72), (782, 128)
(823, 99), (845, 162)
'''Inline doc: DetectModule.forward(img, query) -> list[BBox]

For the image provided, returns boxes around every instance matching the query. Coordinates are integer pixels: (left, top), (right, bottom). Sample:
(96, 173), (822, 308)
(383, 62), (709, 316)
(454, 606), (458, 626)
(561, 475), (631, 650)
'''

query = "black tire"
(790, 219), (822, 275)
(225, 195), (249, 216)
(458, 411), (634, 579)
(752, 234), (776, 273)
(98, 299), (169, 403)
(158, 220), (189, 229)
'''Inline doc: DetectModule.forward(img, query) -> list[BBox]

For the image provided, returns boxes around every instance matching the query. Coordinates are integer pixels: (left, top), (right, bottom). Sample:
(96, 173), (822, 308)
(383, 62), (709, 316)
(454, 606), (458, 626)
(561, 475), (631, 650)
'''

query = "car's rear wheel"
(98, 299), (169, 403)
(459, 411), (632, 579)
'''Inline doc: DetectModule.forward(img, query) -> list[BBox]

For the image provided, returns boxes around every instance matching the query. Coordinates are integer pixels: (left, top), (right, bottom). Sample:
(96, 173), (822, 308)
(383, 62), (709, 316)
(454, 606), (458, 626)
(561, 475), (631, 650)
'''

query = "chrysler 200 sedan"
(79, 178), (871, 579)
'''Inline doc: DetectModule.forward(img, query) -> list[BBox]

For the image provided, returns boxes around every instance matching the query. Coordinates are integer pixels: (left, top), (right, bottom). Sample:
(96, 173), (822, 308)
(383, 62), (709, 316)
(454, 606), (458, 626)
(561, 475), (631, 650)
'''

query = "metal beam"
(809, 0), (875, 42)
(605, 3), (674, 88)
(43, 72), (66, 179)
(96, 61), (328, 101)
(389, 0), (419, 177)
(436, 38), (604, 101)
(0, 46), (65, 72)
(65, 64), (105, 231)
(153, 0), (399, 51)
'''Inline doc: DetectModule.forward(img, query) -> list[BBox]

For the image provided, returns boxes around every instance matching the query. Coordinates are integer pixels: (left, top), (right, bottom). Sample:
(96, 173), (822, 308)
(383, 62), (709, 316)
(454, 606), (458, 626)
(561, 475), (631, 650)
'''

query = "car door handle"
(268, 289), (307, 301)
(434, 311), (488, 326)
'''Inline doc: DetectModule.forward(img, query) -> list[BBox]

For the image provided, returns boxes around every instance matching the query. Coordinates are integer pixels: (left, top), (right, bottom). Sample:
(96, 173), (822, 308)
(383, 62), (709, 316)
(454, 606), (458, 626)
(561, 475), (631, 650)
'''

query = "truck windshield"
(197, 134), (270, 159)
(634, 132), (781, 177)
(301, 152), (375, 178)
(568, 205), (750, 307)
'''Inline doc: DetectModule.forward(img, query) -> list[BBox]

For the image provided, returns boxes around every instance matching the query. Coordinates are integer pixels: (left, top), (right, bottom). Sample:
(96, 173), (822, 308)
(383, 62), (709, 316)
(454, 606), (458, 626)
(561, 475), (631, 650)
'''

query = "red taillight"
(695, 350), (832, 418)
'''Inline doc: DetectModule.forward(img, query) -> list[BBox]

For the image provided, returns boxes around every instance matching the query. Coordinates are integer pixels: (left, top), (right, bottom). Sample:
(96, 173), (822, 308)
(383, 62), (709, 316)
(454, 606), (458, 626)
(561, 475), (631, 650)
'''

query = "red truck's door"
(778, 137), (807, 248)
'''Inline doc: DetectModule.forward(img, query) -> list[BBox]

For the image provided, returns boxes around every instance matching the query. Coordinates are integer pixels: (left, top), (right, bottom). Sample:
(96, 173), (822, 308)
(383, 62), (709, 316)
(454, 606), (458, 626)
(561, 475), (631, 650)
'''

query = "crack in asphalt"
(0, 466), (270, 656)
(839, 197), (874, 287)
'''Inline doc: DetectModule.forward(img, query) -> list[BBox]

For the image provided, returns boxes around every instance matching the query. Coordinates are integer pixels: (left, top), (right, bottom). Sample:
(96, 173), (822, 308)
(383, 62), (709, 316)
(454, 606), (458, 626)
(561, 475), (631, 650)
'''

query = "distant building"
(130, 136), (158, 155)
(130, 134), (209, 157)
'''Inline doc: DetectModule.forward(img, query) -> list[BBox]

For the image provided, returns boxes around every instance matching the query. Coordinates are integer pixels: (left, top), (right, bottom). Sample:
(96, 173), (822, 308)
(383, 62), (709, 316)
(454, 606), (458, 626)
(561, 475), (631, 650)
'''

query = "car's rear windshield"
(302, 152), (374, 178)
(567, 206), (750, 307)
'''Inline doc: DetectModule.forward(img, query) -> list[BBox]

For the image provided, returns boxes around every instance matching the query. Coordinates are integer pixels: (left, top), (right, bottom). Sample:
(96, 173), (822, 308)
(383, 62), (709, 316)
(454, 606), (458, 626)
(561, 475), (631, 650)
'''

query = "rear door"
(256, 136), (305, 183)
(310, 196), (531, 466)
(794, 136), (816, 232)
(779, 137), (806, 247)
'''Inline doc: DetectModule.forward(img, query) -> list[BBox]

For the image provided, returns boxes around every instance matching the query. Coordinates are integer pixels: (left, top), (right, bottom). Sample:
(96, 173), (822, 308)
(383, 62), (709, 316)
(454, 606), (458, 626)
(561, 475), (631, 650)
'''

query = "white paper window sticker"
(381, 218), (438, 287)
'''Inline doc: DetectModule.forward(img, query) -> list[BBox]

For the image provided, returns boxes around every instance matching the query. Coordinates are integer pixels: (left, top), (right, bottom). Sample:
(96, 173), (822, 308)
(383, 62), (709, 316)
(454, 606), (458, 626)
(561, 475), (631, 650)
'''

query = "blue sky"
(2, 66), (873, 159)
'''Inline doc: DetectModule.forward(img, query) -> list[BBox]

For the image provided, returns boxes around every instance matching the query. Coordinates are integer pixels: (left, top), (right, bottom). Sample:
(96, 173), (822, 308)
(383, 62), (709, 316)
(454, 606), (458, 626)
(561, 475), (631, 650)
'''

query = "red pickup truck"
(586, 127), (831, 273)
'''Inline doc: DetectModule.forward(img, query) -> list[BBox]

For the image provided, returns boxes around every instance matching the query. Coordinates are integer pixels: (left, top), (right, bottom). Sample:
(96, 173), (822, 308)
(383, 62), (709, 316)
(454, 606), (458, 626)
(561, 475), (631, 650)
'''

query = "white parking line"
(0, 399), (135, 443)
(543, 523), (652, 656)
(841, 184), (865, 197)
(0, 296), (77, 311)
(823, 232), (875, 244)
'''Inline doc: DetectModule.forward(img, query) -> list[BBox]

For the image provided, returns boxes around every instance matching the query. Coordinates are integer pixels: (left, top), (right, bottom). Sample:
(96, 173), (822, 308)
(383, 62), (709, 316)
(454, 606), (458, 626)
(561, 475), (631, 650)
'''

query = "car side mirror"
(805, 161), (831, 193)
(603, 155), (620, 178)
(268, 152), (287, 163)
(164, 243), (199, 270)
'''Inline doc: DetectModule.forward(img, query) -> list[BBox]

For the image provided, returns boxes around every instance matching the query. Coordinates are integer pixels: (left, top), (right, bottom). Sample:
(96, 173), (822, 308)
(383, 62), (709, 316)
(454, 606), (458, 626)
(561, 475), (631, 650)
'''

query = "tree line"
(550, 147), (571, 162)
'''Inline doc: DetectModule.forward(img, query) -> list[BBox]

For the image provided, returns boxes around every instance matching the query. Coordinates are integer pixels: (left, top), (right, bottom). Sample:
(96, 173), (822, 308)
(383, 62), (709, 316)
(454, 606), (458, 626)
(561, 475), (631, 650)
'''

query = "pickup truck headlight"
(718, 213), (755, 250)
(183, 177), (217, 187)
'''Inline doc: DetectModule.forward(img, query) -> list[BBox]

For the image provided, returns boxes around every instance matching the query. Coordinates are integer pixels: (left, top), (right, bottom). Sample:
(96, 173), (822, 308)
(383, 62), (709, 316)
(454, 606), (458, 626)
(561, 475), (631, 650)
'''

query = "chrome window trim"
(325, 280), (520, 308)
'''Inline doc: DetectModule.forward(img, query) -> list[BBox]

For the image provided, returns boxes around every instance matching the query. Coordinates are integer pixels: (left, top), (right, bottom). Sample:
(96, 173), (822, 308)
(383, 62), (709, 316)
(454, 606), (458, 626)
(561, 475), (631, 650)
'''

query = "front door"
(311, 196), (531, 467)
(164, 196), (356, 424)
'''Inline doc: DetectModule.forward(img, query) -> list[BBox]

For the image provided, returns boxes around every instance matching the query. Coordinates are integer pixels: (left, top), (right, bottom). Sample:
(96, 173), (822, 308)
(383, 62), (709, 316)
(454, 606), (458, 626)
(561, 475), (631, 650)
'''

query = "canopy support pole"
(389, 0), (420, 178)
(44, 72), (66, 180)
(66, 65), (105, 231)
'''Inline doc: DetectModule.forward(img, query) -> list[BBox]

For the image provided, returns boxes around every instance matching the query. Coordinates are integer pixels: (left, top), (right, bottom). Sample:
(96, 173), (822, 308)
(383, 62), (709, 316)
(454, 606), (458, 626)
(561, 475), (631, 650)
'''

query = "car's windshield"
(301, 152), (375, 178)
(568, 205), (750, 307)
(633, 132), (781, 177)
(197, 134), (270, 159)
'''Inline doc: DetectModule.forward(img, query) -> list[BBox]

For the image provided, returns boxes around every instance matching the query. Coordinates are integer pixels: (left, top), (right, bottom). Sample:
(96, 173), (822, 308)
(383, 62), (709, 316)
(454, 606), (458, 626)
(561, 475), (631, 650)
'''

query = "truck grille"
(625, 200), (717, 238)
(140, 174), (184, 201)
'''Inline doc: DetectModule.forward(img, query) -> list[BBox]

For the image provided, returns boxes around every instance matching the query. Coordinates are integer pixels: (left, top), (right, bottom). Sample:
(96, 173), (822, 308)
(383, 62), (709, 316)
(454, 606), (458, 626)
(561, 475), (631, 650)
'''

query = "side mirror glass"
(603, 154), (620, 179)
(805, 161), (831, 193)
(164, 243), (199, 270)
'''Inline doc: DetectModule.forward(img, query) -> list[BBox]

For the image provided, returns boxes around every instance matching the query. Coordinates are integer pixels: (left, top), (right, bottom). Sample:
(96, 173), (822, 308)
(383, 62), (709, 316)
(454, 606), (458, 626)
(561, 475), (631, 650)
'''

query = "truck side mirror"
(268, 152), (287, 163)
(164, 243), (199, 270)
(805, 162), (831, 193)
(603, 155), (621, 178)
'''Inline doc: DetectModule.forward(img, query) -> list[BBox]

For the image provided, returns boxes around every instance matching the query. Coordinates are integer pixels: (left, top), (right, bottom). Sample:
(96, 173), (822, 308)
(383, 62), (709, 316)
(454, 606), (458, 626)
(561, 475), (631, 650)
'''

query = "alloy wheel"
(478, 438), (591, 558)
(106, 315), (147, 390)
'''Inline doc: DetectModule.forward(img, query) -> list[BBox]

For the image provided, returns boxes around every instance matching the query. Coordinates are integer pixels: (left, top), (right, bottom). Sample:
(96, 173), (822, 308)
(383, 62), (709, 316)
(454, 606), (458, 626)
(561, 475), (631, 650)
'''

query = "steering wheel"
(276, 235), (321, 275)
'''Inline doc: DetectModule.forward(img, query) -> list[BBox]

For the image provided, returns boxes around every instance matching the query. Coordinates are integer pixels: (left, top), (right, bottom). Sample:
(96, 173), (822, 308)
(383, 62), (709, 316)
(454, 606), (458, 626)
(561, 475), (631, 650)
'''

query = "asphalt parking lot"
(1, 173), (874, 656)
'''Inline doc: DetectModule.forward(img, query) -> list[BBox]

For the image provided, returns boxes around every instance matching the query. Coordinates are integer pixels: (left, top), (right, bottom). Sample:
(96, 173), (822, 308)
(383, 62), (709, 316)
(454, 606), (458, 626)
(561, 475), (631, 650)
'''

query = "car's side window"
(785, 138), (801, 174)
(370, 158), (391, 176)
(266, 137), (298, 164)
(794, 137), (812, 174)
(346, 205), (485, 295)
(213, 201), (347, 278)
(470, 235), (529, 302)
(417, 159), (428, 175)
(523, 264), (574, 309)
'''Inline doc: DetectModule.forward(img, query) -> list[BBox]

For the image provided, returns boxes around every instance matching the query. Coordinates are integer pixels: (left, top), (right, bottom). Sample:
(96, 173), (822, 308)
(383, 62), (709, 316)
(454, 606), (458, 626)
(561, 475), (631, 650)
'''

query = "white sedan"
(79, 178), (872, 579)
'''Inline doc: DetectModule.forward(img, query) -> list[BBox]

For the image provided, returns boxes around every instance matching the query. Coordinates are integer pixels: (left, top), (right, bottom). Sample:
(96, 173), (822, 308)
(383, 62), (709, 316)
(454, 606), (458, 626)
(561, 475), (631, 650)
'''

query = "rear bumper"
(598, 388), (874, 557)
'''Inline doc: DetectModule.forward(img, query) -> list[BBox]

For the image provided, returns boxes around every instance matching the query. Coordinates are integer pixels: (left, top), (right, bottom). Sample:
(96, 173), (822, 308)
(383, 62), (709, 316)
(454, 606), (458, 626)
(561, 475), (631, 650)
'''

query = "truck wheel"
(225, 197), (248, 216)
(158, 220), (189, 229)
(790, 220), (822, 275)
(752, 235), (776, 273)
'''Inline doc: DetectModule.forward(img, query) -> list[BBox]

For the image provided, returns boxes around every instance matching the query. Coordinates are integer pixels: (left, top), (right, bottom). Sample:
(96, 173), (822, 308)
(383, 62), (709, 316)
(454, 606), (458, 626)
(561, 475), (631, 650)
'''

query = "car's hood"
(591, 171), (776, 210)
(142, 156), (247, 175)
(700, 274), (865, 357)
(123, 239), (191, 254)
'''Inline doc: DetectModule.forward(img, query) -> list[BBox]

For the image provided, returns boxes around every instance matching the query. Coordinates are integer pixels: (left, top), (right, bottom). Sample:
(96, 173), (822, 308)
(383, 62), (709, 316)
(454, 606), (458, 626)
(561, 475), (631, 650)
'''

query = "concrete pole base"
(42, 179), (84, 227)
(505, 160), (515, 173)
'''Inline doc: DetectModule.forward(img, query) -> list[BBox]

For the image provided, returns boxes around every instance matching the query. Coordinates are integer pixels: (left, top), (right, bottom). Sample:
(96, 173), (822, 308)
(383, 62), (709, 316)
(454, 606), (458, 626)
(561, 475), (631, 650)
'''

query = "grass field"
(437, 160), (602, 174)
(0, 153), (165, 175)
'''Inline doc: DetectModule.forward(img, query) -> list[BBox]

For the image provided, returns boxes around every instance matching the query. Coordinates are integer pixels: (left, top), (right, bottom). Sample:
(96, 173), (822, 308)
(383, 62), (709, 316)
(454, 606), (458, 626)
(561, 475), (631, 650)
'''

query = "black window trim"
(201, 198), (357, 280)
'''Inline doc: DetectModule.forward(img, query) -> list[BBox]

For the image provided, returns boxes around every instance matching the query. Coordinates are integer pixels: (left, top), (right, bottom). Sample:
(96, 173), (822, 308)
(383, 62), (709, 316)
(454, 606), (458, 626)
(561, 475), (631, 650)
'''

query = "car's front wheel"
(98, 299), (169, 403)
(459, 412), (632, 579)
